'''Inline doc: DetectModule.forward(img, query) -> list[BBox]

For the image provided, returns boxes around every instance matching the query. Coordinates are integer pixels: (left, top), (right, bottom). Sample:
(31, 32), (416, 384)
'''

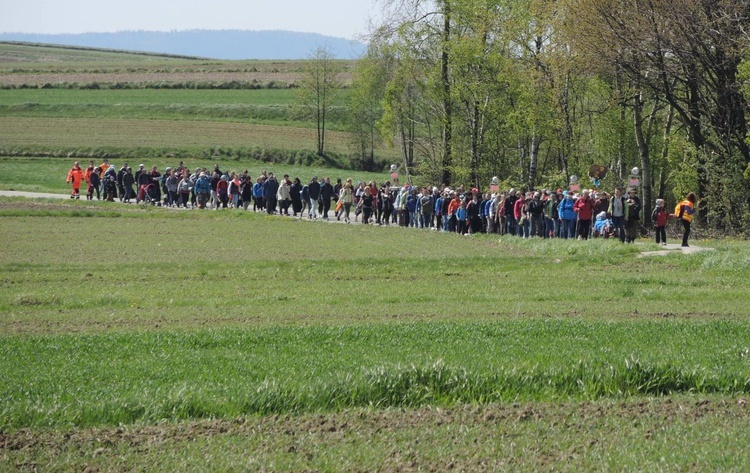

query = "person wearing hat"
(193, 172), (211, 209)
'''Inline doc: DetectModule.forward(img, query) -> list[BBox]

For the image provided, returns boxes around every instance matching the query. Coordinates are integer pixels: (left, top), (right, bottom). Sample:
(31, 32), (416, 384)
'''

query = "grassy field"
(1, 42), (749, 470)
(0, 89), (351, 130)
(1, 199), (749, 469)
(0, 117), (362, 158)
(0, 42), (371, 168)
(0, 88), (306, 106)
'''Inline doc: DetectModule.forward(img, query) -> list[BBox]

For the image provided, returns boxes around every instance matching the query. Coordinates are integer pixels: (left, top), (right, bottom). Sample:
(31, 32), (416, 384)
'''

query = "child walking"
(651, 198), (668, 245)
(456, 201), (468, 235)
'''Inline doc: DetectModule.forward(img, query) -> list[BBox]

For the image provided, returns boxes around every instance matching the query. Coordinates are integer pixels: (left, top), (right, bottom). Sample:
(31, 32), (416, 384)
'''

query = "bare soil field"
(3, 398), (748, 471)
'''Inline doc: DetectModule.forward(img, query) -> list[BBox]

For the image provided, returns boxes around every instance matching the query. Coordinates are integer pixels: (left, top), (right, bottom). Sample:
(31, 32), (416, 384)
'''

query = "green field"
(1, 199), (750, 469)
(0, 89), (307, 106)
(0, 89), (351, 128)
(0, 42), (371, 168)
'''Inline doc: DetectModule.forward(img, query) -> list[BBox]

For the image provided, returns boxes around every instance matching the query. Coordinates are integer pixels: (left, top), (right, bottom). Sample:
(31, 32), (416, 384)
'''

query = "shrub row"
(0, 146), (350, 169)
(0, 81), (298, 90)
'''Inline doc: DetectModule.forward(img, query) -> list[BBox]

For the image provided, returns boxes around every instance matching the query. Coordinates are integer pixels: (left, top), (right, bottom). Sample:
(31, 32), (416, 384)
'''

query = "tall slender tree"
(296, 46), (342, 156)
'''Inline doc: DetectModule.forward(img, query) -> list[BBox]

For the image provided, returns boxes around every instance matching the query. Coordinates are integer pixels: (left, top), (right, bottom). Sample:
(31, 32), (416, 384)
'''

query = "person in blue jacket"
(252, 176), (265, 212)
(558, 190), (578, 239)
(193, 172), (211, 209)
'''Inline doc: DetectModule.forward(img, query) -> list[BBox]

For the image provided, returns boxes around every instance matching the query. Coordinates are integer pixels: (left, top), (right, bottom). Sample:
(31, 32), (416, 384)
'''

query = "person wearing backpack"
(672, 192), (697, 247)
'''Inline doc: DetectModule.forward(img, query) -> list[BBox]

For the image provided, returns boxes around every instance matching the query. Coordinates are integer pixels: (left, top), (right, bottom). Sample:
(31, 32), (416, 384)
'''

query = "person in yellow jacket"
(66, 161), (85, 199)
(672, 192), (696, 247)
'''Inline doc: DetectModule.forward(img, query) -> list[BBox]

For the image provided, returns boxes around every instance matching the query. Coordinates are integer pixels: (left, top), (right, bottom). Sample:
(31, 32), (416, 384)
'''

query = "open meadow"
(1, 198), (750, 470)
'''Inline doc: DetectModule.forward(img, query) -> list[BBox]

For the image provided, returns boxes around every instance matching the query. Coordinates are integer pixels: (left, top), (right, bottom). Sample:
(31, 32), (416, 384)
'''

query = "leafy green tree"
(349, 45), (392, 171)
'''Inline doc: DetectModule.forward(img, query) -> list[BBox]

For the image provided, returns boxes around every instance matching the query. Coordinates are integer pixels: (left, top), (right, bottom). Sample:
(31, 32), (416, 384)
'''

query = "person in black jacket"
(320, 177), (334, 220)
(87, 168), (101, 200)
(116, 165), (127, 202)
(290, 178), (303, 216)
(308, 176), (321, 219)
(503, 189), (519, 235)
(240, 176), (254, 211)
(122, 167), (135, 203)
(263, 173), (279, 214)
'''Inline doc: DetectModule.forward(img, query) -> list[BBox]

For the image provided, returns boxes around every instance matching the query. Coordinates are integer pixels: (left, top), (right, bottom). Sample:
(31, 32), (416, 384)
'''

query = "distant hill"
(0, 30), (367, 60)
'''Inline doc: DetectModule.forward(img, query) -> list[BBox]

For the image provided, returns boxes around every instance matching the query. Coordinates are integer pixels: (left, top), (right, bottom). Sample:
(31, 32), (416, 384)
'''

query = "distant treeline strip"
(0, 146), (350, 169)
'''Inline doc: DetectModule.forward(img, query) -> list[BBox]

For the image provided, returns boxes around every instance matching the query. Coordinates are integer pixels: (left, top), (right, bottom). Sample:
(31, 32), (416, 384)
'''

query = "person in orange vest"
(66, 161), (85, 199)
(672, 192), (697, 247)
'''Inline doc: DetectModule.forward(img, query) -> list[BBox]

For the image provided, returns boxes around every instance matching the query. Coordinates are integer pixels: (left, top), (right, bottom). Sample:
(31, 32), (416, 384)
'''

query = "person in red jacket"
(66, 161), (85, 199)
(574, 189), (595, 239)
(651, 198), (668, 245)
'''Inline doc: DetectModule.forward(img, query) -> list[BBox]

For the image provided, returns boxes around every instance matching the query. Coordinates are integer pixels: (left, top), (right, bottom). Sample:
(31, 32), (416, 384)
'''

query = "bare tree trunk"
(615, 67), (626, 180)
(518, 138), (527, 189)
(528, 132), (540, 191)
(633, 87), (652, 213)
(657, 105), (674, 199)
(470, 101), (480, 188)
(441, 0), (452, 186)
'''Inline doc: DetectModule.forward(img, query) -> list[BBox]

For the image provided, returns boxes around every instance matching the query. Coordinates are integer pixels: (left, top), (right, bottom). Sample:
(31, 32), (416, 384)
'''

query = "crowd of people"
(67, 160), (698, 247)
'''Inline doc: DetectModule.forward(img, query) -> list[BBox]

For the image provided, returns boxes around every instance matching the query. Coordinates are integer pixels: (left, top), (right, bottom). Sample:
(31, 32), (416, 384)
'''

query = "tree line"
(302, 0), (750, 233)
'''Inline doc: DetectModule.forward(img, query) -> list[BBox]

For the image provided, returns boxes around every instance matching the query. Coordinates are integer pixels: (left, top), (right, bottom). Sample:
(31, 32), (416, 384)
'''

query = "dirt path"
(0, 191), (718, 252)
(0, 190), (363, 224)
(637, 242), (714, 257)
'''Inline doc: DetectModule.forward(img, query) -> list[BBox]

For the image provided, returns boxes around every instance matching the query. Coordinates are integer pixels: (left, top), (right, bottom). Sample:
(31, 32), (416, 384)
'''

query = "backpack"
(421, 196), (433, 215)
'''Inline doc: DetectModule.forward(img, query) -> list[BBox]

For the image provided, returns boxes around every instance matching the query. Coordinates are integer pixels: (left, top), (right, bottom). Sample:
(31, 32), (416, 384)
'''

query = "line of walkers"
(71, 160), (694, 245)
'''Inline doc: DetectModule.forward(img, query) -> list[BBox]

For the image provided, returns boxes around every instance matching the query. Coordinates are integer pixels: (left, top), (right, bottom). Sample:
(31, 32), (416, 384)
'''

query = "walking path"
(0, 190), (716, 254)
(0, 190), (73, 200)
(637, 243), (714, 257)
(0, 189), (355, 223)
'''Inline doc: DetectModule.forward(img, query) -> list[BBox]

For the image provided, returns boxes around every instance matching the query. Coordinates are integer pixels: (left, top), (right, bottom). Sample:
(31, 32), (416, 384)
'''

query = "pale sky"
(1, 0), (380, 40)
